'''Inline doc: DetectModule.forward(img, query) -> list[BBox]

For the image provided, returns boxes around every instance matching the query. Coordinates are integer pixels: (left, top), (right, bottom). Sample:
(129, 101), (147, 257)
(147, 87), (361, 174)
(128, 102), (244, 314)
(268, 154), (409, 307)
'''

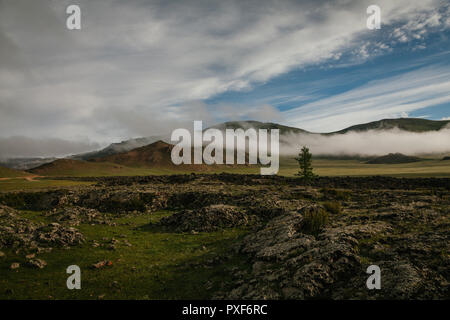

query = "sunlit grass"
(278, 158), (450, 177)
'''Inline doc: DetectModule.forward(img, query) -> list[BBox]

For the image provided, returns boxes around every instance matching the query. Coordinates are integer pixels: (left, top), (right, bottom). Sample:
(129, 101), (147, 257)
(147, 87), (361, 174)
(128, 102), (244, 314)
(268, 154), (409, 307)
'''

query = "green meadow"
(278, 157), (450, 177)
(0, 210), (250, 299)
(1, 158), (449, 192)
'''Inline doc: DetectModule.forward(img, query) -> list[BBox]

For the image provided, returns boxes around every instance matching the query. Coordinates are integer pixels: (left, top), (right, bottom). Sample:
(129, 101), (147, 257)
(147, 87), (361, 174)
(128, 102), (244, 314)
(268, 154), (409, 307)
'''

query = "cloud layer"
(0, 0), (449, 156)
(0, 136), (100, 158)
(280, 127), (450, 156)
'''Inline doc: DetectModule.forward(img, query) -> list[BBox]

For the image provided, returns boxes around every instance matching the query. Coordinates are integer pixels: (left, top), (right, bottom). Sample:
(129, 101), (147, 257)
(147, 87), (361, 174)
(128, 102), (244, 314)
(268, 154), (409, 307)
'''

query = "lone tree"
(295, 146), (316, 180)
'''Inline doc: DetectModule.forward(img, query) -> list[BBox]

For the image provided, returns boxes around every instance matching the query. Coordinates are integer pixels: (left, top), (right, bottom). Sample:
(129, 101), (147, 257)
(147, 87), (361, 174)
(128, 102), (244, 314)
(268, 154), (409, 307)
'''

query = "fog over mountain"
(280, 127), (450, 156)
(1, 119), (449, 170)
(0, 136), (100, 159)
(203, 119), (450, 157)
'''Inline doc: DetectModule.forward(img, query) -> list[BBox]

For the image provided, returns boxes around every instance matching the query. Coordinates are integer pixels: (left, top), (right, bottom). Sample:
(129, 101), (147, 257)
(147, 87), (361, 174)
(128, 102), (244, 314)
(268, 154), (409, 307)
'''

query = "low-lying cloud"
(280, 128), (450, 156)
(0, 136), (101, 158)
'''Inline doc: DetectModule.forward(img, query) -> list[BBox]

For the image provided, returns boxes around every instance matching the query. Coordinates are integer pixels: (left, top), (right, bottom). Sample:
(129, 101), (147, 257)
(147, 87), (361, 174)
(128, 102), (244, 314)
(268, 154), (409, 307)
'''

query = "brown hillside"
(92, 140), (254, 170)
(28, 159), (128, 176)
(92, 140), (176, 167)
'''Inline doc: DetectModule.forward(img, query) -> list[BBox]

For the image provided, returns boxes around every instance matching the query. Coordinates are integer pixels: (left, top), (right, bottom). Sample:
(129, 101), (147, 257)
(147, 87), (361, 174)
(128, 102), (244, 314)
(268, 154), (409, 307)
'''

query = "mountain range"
(333, 118), (450, 134)
(73, 118), (450, 161)
(1, 118), (449, 170)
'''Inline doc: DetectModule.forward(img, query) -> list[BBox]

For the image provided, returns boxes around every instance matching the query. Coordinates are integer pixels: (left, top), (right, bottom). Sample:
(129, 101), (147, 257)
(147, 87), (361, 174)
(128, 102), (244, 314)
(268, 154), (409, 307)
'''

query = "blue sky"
(206, 21), (450, 132)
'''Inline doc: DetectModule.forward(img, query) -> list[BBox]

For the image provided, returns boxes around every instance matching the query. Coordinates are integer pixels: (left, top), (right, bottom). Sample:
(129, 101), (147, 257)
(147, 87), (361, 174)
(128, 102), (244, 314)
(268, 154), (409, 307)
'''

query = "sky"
(0, 0), (449, 157)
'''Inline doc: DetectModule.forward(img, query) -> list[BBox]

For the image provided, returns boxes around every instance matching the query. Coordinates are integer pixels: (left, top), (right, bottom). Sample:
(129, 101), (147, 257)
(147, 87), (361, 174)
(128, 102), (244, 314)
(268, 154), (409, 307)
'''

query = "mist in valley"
(279, 127), (450, 157)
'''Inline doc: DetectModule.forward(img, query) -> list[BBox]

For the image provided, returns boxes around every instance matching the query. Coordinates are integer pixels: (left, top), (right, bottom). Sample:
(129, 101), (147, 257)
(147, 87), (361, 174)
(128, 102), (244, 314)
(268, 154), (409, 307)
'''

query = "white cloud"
(280, 128), (450, 156)
(0, 0), (448, 147)
(0, 136), (100, 158)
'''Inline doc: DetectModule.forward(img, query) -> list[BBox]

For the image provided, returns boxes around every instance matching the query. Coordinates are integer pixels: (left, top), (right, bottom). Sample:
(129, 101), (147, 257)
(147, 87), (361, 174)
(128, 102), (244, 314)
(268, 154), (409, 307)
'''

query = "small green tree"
(295, 146), (316, 180)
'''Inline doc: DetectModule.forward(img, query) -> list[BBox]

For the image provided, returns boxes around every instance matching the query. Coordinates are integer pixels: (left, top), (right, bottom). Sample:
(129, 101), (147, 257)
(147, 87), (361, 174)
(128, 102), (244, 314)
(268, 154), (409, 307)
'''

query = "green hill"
(366, 153), (422, 164)
(209, 120), (310, 135)
(333, 118), (450, 134)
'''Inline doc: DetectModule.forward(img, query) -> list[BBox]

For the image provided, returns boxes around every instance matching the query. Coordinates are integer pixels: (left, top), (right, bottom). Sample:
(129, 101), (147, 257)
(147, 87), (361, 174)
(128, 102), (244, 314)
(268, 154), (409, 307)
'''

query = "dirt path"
(0, 175), (42, 181)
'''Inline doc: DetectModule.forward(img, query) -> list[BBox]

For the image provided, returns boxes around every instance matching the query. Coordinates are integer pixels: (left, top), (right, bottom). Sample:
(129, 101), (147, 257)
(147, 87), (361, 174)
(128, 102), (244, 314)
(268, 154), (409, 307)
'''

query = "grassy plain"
(0, 210), (250, 299)
(278, 157), (450, 177)
(1, 158), (449, 193)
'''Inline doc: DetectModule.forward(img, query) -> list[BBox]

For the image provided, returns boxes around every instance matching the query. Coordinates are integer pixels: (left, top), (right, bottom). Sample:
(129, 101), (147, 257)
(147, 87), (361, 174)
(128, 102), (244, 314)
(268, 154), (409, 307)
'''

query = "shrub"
(0, 191), (63, 210)
(323, 201), (342, 214)
(300, 206), (329, 236)
(321, 188), (351, 201)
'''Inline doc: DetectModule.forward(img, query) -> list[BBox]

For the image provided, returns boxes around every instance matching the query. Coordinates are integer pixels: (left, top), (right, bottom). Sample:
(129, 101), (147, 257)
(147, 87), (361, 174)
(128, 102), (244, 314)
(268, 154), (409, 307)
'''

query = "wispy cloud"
(0, 136), (100, 158)
(283, 65), (450, 132)
(0, 0), (449, 145)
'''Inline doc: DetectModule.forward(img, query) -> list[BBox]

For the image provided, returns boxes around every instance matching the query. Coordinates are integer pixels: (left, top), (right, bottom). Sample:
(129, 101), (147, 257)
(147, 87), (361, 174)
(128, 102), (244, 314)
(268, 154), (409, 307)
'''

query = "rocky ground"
(0, 174), (448, 299)
(0, 205), (85, 251)
(157, 205), (257, 232)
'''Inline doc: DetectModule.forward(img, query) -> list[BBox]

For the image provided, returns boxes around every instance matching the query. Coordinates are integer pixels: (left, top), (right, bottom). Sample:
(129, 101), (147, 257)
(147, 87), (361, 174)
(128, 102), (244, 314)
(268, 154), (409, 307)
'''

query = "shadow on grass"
(136, 223), (171, 233)
(147, 234), (253, 299)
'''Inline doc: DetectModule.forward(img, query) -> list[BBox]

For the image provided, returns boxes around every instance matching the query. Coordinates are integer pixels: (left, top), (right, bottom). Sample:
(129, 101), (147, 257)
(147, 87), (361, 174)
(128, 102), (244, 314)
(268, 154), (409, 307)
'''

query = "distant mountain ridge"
(91, 140), (175, 167)
(92, 140), (254, 169)
(74, 118), (449, 161)
(30, 140), (253, 175)
(333, 118), (450, 134)
(72, 121), (307, 161)
(72, 135), (169, 161)
(366, 153), (422, 164)
(209, 121), (310, 135)
(2, 118), (449, 169)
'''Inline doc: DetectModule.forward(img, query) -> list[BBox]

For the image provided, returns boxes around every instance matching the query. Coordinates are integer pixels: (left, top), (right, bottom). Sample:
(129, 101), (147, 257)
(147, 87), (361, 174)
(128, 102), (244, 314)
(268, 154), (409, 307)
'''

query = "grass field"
(0, 211), (250, 299)
(278, 157), (450, 177)
(29, 160), (262, 177)
(1, 158), (449, 192)
(29, 161), (162, 177)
